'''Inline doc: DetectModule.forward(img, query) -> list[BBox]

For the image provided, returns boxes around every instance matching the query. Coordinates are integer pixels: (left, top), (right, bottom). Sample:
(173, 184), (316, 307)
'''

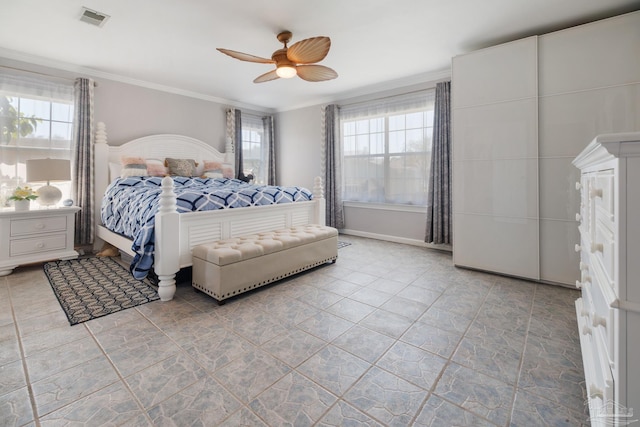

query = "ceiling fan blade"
(253, 69), (280, 83)
(287, 37), (331, 64)
(217, 48), (274, 64)
(296, 65), (338, 82)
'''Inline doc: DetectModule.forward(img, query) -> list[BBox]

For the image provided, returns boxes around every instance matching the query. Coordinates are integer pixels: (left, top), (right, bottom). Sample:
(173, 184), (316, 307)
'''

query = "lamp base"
(36, 185), (62, 206)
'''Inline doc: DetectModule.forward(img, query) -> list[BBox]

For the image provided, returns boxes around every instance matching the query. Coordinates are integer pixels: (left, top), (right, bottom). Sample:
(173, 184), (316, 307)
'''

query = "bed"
(93, 122), (326, 301)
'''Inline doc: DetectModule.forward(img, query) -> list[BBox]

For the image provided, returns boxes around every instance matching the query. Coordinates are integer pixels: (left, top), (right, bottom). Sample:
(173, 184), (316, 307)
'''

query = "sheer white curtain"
(0, 72), (74, 206)
(339, 91), (432, 121)
(339, 90), (435, 205)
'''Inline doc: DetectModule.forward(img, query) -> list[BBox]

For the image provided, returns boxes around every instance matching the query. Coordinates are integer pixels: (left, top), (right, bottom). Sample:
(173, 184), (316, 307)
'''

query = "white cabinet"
(452, 11), (640, 285)
(573, 132), (640, 425)
(0, 206), (80, 276)
(452, 36), (539, 280)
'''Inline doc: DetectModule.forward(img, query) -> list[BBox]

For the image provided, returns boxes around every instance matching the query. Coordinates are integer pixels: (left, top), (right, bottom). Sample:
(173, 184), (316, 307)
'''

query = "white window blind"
(0, 73), (74, 206)
(340, 89), (435, 205)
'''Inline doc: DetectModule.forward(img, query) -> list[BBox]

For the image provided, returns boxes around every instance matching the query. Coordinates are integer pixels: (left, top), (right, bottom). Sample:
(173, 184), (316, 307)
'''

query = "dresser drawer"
(576, 298), (615, 426)
(10, 234), (67, 256)
(584, 278), (615, 365)
(592, 169), (615, 228)
(11, 216), (68, 237)
(591, 220), (616, 287)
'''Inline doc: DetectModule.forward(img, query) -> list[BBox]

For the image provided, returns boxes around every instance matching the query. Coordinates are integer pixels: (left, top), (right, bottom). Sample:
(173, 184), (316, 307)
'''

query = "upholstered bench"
(191, 224), (338, 302)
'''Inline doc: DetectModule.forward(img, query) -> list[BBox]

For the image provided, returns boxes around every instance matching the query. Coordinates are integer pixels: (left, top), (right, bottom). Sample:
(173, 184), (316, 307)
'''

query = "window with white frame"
(0, 74), (74, 207)
(340, 90), (435, 205)
(240, 113), (268, 184)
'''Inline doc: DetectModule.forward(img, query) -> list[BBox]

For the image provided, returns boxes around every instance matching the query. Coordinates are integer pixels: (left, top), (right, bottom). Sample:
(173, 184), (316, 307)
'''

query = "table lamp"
(26, 158), (71, 206)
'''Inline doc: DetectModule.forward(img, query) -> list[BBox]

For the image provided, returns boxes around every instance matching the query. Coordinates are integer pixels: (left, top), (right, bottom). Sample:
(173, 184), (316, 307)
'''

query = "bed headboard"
(103, 134), (230, 167)
(93, 122), (234, 232)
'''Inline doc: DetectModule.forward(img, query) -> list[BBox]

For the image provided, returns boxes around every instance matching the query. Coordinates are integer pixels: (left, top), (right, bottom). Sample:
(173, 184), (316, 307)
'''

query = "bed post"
(154, 176), (180, 301)
(313, 176), (326, 226)
(93, 122), (109, 252)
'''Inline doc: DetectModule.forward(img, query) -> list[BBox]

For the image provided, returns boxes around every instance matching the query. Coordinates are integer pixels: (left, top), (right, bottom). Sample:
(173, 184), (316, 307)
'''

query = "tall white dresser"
(573, 132), (640, 425)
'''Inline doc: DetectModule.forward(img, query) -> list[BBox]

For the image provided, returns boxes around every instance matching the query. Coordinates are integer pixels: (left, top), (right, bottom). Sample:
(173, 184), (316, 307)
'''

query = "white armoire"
(452, 11), (640, 285)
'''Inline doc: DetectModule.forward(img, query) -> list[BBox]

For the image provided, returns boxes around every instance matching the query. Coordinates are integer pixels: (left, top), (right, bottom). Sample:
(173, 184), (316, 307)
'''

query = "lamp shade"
(26, 159), (71, 183)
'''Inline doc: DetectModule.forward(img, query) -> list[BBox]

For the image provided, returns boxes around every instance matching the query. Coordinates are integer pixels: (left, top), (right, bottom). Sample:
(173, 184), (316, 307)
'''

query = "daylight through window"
(340, 89), (435, 205)
(0, 75), (74, 206)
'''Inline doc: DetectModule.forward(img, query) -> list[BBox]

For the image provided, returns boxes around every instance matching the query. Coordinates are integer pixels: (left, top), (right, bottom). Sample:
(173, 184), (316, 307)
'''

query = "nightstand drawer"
(11, 216), (68, 237)
(10, 235), (67, 256)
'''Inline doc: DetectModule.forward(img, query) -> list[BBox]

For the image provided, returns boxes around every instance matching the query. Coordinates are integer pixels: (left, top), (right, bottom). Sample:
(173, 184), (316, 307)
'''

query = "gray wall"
(94, 79), (228, 148)
(276, 105), (322, 189)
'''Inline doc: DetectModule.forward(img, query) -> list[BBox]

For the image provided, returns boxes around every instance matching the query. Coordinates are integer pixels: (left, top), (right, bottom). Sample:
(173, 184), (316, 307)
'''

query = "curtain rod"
(0, 64), (98, 87)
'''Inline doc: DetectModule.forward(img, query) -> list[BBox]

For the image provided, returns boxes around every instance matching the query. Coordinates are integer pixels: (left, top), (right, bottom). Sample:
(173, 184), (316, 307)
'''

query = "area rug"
(337, 241), (352, 249)
(44, 257), (159, 326)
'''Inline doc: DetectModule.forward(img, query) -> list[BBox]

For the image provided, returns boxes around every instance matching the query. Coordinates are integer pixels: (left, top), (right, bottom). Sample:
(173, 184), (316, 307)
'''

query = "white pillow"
(109, 162), (122, 180)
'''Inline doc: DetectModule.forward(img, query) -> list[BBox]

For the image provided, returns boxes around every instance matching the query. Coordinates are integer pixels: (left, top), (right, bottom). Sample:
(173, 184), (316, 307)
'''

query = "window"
(0, 74), (74, 207)
(240, 113), (271, 184)
(340, 90), (435, 205)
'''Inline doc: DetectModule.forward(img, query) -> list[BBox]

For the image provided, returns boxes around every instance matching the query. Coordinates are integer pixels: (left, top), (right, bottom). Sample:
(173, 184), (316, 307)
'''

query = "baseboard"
(339, 229), (452, 252)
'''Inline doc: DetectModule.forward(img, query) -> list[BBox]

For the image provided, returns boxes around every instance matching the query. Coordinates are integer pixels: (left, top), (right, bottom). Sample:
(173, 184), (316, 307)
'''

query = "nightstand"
(0, 206), (81, 276)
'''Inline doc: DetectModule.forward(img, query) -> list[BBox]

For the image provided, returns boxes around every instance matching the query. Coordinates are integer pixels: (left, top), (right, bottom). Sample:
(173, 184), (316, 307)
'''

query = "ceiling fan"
(217, 31), (338, 83)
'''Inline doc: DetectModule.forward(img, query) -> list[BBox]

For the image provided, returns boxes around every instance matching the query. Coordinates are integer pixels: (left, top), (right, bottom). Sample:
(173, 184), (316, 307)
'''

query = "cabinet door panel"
(452, 36), (537, 108)
(454, 158), (538, 218)
(539, 157), (581, 221)
(539, 219), (580, 285)
(453, 99), (538, 161)
(453, 213), (539, 280)
(539, 84), (640, 158)
(539, 12), (640, 96)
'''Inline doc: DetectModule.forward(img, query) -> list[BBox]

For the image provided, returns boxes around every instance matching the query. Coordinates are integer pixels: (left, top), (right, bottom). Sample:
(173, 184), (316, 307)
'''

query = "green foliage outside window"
(0, 96), (39, 144)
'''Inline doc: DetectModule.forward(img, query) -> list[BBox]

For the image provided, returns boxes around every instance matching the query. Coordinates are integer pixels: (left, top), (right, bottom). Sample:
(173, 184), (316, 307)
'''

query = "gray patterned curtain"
(234, 109), (243, 179)
(425, 81), (452, 244)
(263, 115), (276, 185)
(322, 104), (344, 229)
(72, 78), (94, 246)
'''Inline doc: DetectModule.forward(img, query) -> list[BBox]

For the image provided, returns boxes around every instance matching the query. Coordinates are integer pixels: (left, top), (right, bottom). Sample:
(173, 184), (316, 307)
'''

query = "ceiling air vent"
(79, 7), (110, 27)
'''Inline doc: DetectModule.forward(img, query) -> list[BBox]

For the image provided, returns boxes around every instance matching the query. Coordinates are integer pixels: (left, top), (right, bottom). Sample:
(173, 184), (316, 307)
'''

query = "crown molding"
(0, 47), (274, 113)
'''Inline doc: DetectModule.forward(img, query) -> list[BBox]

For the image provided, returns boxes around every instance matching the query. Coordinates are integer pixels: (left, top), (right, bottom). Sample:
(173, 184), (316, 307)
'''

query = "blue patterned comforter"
(101, 176), (313, 279)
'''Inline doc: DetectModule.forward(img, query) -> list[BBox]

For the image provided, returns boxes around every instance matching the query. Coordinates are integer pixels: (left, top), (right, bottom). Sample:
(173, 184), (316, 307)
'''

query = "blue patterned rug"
(44, 257), (159, 326)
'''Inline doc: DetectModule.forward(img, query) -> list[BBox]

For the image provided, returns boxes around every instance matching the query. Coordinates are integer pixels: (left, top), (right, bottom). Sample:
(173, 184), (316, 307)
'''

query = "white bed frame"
(93, 122), (326, 301)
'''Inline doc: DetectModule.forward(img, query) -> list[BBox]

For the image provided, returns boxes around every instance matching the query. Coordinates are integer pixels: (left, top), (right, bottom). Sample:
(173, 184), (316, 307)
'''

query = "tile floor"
(0, 236), (589, 426)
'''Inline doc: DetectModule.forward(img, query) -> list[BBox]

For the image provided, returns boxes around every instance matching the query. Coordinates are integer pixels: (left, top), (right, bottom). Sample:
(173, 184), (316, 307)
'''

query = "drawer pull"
(579, 262), (589, 271)
(575, 280), (583, 289)
(592, 314), (607, 328)
(589, 384), (604, 399)
(35, 242), (45, 249)
(590, 188), (603, 198)
(575, 182), (582, 190)
(575, 213), (581, 221)
(591, 242), (603, 253)
(582, 325), (592, 335)
(575, 244), (582, 252)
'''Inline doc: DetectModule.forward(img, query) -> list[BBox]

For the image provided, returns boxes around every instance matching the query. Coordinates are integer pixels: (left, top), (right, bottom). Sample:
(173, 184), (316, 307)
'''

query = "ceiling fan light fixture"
(276, 65), (297, 78)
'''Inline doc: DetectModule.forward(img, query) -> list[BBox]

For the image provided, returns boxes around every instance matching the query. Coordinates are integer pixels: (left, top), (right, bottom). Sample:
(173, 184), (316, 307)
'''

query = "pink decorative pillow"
(222, 164), (234, 179)
(122, 156), (145, 165)
(146, 159), (168, 177)
(202, 160), (224, 178)
(120, 156), (148, 177)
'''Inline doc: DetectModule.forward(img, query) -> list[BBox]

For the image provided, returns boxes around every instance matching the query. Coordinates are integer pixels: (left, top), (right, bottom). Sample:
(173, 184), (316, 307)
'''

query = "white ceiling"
(1, 0), (638, 112)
